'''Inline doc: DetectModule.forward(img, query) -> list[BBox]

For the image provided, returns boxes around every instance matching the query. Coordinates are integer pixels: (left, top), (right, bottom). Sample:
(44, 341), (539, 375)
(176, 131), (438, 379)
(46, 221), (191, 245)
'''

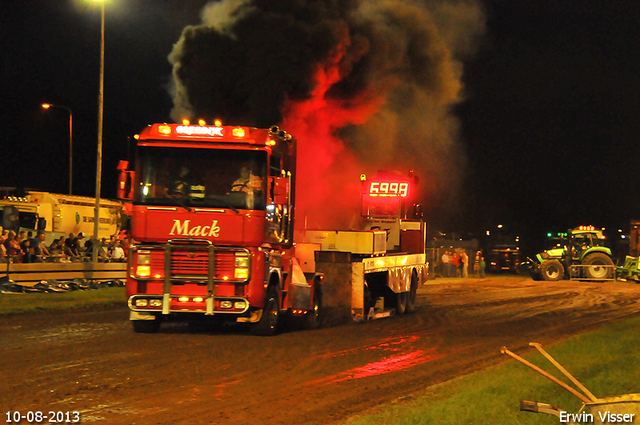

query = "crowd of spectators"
(0, 226), (132, 263)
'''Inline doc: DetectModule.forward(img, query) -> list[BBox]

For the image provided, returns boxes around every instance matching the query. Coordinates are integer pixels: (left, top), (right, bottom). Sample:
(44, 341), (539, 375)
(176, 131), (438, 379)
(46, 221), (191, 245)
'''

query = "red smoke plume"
(168, 0), (485, 231)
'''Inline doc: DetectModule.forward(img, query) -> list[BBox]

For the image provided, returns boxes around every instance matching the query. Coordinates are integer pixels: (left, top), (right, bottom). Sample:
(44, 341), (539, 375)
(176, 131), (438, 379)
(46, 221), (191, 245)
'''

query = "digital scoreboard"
(367, 181), (410, 198)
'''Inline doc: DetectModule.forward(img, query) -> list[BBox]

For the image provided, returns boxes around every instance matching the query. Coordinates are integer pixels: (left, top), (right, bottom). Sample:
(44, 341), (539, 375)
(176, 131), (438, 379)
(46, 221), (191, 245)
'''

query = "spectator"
(474, 251), (482, 277)
(0, 234), (7, 262)
(451, 251), (461, 277)
(4, 231), (23, 263)
(49, 238), (69, 262)
(20, 231), (32, 262)
(441, 251), (451, 277)
(461, 250), (469, 278)
(17, 230), (27, 248)
(480, 256), (486, 278)
(64, 233), (81, 261)
(30, 230), (50, 262)
(84, 237), (111, 262)
(111, 240), (126, 262)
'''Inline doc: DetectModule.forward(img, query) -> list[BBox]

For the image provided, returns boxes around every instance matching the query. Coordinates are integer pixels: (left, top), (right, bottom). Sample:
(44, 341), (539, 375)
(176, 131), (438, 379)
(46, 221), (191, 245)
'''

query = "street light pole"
(42, 103), (73, 195)
(93, 0), (105, 263)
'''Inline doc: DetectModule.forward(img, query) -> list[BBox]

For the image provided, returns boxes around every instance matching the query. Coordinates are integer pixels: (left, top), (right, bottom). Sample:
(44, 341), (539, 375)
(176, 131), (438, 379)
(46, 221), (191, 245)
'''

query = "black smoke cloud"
(169, 0), (485, 229)
(169, 0), (359, 127)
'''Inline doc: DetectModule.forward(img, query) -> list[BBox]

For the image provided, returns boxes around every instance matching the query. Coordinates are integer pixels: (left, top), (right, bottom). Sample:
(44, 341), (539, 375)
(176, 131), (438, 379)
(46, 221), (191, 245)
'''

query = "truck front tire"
(251, 286), (279, 336)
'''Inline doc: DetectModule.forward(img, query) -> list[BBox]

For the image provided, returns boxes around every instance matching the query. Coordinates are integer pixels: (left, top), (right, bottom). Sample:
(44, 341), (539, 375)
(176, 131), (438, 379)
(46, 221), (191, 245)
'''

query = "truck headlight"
(234, 252), (250, 279)
(137, 253), (151, 265)
(235, 253), (250, 268)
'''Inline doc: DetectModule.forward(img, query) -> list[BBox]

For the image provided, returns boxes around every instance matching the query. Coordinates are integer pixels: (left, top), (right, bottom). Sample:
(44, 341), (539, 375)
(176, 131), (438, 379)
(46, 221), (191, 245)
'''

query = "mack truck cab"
(529, 226), (615, 281)
(118, 122), (320, 335)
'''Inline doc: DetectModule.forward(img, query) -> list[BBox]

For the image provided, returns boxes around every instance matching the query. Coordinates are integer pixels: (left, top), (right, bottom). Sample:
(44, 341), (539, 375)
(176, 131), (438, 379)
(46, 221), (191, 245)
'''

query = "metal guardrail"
(569, 264), (617, 281)
(0, 262), (127, 285)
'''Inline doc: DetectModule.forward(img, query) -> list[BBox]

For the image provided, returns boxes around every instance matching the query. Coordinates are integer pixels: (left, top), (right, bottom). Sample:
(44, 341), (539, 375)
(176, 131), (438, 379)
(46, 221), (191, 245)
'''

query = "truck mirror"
(118, 170), (134, 200)
(270, 176), (289, 204)
(2, 206), (19, 232)
(37, 217), (46, 231)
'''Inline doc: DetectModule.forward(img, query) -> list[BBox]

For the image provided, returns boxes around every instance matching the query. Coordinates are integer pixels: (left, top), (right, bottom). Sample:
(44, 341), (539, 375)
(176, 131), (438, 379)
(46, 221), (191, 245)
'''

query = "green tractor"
(529, 226), (615, 281)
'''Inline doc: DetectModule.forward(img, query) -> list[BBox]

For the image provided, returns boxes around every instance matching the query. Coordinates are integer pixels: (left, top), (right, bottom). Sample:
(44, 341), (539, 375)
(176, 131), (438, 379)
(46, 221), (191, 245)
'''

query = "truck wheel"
(251, 286), (279, 336)
(395, 292), (408, 315)
(540, 260), (564, 281)
(405, 272), (418, 313)
(582, 253), (614, 280)
(132, 318), (161, 333)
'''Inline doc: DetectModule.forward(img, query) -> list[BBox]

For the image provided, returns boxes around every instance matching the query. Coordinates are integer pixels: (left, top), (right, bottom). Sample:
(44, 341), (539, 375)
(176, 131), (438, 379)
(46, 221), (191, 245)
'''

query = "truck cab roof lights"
(182, 119), (190, 125)
(198, 119), (207, 126)
(214, 119), (222, 127)
(158, 124), (172, 135)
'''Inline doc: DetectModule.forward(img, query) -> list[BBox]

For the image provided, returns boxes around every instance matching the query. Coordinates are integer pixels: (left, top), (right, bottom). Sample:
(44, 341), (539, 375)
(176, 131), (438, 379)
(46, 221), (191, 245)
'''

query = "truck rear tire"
(395, 292), (408, 315)
(582, 253), (614, 280)
(251, 286), (279, 336)
(540, 260), (564, 281)
(405, 272), (418, 313)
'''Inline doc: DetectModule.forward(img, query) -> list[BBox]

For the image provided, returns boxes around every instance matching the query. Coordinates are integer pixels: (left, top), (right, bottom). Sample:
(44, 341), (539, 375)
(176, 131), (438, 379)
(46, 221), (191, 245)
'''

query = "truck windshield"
(134, 146), (267, 210)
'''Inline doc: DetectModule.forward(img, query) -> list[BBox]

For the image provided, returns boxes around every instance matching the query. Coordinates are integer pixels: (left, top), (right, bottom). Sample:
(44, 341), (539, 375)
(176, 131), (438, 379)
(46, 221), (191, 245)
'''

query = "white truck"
(0, 191), (123, 243)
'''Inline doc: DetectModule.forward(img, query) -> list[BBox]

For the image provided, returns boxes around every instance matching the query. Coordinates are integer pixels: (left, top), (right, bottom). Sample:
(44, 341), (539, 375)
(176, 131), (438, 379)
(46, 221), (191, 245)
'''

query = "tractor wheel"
(582, 253), (614, 280)
(540, 260), (564, 281)
(251, 286), (279, 336)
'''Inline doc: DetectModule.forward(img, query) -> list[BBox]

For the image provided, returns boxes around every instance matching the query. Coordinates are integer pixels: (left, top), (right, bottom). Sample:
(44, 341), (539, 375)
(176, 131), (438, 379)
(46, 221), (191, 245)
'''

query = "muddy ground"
(2, 275), (640, 424)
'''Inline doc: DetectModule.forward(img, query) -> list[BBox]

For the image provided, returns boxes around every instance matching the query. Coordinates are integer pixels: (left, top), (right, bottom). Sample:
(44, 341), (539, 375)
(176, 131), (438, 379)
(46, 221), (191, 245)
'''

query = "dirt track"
(2, 275), (640, 424)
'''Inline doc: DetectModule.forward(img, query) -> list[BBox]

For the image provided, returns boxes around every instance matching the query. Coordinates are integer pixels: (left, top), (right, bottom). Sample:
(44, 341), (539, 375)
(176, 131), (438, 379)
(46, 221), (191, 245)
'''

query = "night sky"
(2, 0), (639, 255)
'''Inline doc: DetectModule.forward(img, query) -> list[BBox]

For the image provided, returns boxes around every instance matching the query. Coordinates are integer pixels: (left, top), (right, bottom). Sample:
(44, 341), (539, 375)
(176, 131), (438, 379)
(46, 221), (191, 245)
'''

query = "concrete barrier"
(0, 262), (127, 285)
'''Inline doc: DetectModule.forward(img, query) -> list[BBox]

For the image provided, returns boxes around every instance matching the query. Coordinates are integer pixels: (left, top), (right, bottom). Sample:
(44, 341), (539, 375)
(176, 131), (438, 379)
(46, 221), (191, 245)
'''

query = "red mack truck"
(118, 121), (429, 335)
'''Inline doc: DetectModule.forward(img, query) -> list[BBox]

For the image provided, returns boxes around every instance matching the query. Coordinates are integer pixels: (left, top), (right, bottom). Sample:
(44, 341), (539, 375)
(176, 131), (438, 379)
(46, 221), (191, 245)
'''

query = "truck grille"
(149, 249), (239, 281)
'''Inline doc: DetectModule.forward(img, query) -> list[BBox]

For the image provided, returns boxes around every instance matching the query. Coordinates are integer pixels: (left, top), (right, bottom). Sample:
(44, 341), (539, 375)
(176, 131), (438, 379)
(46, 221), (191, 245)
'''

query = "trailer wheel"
(405, 272), (418, 313)
(132, 318), (161, 333)
(582, 253), (614, 280)
(540, 260), (564, 281)
(251, 286), (279, 336)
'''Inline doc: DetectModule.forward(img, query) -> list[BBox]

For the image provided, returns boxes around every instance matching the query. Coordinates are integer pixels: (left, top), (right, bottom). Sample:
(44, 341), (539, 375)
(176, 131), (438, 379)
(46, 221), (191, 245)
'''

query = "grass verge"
(0, 287), (126, 315)
(344, 316), (640, 425)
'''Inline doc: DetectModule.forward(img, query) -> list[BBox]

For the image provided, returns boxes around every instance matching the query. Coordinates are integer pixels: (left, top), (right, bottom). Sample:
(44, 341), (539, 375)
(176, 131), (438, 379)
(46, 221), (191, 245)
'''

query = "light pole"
(42, 103), (73, 195)
(93, 0), (105, 263)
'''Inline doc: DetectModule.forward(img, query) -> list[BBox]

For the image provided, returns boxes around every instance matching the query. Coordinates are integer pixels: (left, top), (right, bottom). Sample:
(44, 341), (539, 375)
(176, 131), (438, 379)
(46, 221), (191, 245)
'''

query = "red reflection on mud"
(309, 348), (443, 386)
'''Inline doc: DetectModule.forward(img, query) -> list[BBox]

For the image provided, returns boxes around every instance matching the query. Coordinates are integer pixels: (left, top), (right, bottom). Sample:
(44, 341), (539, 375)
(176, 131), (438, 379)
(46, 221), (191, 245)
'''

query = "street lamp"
(93, 0), (105, 263)
(42, 103), (73, 195)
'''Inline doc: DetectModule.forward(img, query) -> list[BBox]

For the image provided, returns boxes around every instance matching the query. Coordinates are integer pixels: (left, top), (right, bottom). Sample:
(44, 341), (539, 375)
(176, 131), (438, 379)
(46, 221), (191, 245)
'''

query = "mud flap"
(315, 251), (353, 326)
(289, 283), (312, 310)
